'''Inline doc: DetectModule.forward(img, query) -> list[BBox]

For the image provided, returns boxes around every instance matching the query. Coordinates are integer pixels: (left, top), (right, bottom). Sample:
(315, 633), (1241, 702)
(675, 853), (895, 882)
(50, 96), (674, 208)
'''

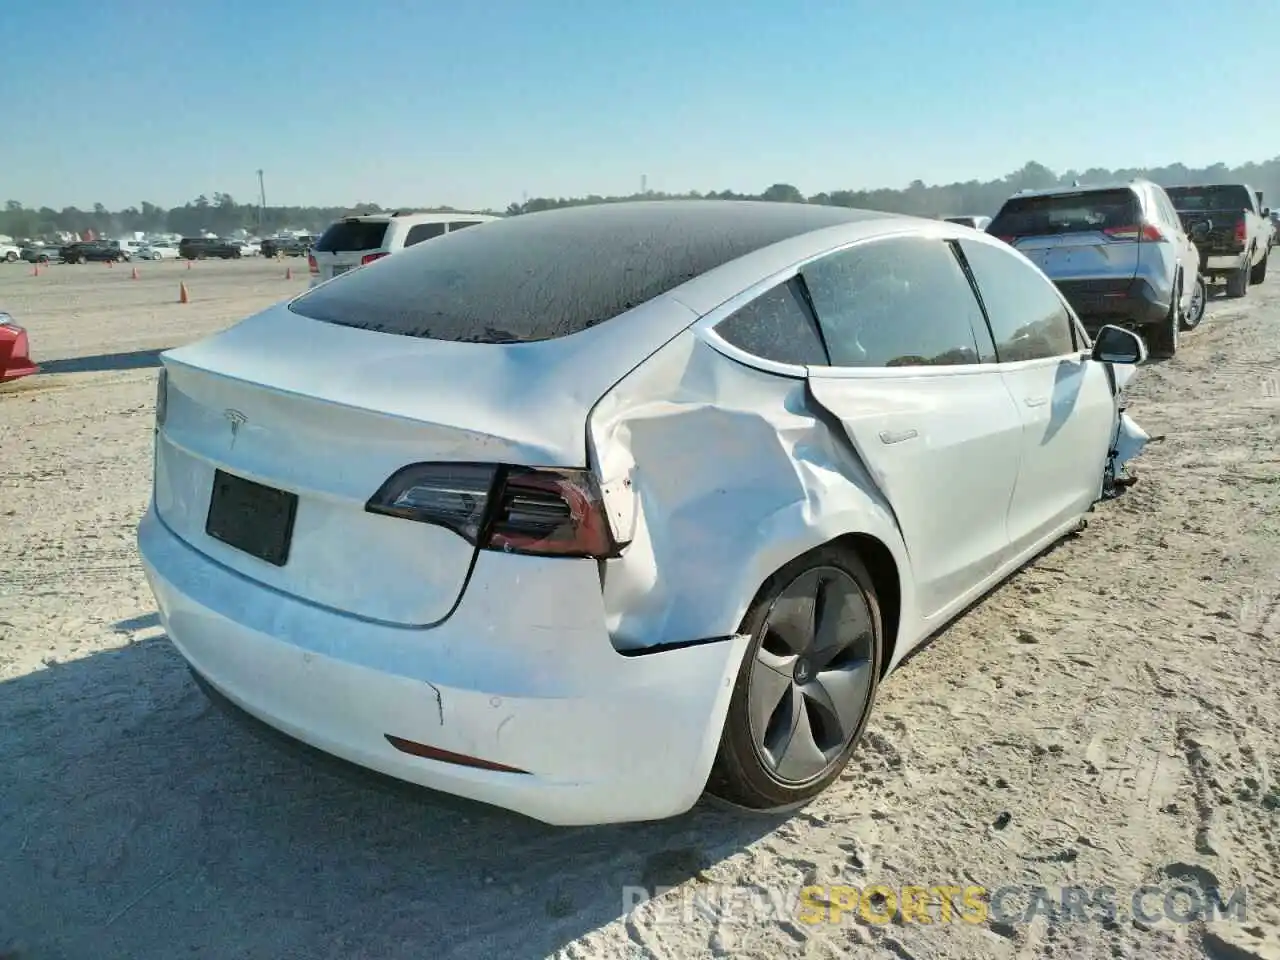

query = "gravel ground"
(1, 258), (1278, 960)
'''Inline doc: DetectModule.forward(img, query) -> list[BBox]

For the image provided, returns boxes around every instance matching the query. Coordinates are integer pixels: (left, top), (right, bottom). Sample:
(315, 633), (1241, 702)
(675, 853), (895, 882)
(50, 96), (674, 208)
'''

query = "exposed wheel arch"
(826, 533), (902, 677)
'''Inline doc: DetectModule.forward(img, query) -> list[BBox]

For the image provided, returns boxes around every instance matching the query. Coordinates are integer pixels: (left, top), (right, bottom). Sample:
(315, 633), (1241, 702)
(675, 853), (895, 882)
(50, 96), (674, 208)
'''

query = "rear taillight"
(366, 463), (618, 559)
(360, 252), (389, 266)
(1235, 221), (1247, 242)
(307, 253), (318, 275)
(1104, 224), (1166, 242)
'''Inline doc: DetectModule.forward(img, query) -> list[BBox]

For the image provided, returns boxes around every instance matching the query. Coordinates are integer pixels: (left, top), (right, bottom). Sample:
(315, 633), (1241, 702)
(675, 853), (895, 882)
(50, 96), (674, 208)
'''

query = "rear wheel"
(1147, 277), (1181, 359)
(1226, 256), (1250, 298)
(4, 251), (16, 263)
(1180, 275), (1206, 331)
(707, 545), (882, 811)
(1250, 251), (1268, 284)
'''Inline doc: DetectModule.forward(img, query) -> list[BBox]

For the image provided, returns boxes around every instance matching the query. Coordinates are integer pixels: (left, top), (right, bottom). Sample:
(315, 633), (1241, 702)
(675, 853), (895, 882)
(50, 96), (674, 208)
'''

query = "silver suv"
(987, 180), (1205, 359)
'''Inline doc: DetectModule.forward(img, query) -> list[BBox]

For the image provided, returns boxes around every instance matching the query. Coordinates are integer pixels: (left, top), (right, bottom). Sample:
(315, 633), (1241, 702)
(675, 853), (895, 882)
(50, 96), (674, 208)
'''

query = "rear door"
(801, 234), (1024, 618)
(990, 189), (1144, 293)
(312, 219), (390, 282)
(958, 237), (1117, 556)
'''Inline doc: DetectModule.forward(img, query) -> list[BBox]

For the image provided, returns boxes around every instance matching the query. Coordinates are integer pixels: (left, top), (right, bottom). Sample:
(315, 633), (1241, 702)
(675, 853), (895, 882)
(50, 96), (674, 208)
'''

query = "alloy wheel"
(748, 566), (877, 784)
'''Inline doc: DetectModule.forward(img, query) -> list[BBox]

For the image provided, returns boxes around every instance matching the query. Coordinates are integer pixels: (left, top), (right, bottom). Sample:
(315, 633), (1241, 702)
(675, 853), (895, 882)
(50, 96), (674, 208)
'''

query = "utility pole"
(257, 169), (266, 230)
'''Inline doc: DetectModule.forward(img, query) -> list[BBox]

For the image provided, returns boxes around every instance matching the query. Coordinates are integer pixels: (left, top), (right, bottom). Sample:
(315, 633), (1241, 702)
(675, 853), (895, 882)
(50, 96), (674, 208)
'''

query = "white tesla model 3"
(137, 201), (1149, 826)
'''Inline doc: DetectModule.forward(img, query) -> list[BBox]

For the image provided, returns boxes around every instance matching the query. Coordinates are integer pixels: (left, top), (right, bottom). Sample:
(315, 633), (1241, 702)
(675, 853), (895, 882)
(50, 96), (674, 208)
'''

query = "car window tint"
(800, 235), (988, 367)
(713, 277), (828, 366)
(404, 223), (446, 247)
(447, 221), (481, 232)
(958, 239), (1078, 362)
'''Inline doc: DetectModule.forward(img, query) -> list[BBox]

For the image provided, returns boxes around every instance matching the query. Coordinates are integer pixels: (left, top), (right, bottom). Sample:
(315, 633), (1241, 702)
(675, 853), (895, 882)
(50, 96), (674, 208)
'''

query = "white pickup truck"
(1166, 183), (1271, 298)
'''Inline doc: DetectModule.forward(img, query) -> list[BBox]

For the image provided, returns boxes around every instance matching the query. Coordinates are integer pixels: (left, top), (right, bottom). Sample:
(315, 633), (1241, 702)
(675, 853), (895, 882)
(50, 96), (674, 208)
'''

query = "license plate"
(205, 470), (298, 566)
(332, 265), (352, 277)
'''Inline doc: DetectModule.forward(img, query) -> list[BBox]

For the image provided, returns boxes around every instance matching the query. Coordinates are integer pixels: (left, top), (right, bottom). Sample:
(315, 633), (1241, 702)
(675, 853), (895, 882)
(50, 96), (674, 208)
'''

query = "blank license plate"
(205, 470), (298, 566)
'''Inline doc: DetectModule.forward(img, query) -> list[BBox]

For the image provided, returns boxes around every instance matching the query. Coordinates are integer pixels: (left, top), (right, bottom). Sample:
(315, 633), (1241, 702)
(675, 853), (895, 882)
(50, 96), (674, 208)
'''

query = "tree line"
(5, 156), (1280, 241)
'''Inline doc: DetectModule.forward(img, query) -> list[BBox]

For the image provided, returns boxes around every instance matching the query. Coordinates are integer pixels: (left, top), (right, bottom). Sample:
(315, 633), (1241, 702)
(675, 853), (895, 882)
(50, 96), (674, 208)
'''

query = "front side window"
(712, 277), (828, 366)
(800, 235), (989, 367)
(958, 239), (1077, 362)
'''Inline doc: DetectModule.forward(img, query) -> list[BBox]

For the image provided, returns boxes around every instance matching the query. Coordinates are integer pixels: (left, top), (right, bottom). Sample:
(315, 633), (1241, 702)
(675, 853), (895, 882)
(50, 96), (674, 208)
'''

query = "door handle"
(878, 428), (919, 445)
(1024, 396), (1048, 407)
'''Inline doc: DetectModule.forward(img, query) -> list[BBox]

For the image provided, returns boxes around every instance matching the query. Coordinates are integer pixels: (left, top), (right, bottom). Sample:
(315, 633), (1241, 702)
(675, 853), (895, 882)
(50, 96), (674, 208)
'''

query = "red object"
(307, 253), (318, 275)
(1235, 220), (1247, 243)
(360, 252), (389, 266)
(286, 266), (293, 280)
(1103, 223), (1166, 242)
(179, 282), (189, 304)
(0, 319), (39, 383)
(131, 266), (139, 280)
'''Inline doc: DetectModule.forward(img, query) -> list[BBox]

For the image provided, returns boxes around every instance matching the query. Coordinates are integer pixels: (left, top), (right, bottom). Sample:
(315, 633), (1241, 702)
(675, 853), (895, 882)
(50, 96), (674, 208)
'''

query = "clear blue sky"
(4, 0), (1277, 211)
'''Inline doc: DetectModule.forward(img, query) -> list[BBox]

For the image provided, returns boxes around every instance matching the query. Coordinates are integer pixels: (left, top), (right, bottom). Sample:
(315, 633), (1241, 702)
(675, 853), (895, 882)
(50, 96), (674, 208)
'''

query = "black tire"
(1146, 276), (1180, 359)
(1226, 256), (1250, 298)
(1180, 274), (1206, 331)
(3, 251), (16, 263)
(1250, 251), (1268, 284)
(706, 544), (883, 811)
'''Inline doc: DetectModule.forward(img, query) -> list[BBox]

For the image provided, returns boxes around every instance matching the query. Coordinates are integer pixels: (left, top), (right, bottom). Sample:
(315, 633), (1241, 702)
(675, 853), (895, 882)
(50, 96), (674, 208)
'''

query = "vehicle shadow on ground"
(35, 348), (168, 376)
(0, 635), (784, 960)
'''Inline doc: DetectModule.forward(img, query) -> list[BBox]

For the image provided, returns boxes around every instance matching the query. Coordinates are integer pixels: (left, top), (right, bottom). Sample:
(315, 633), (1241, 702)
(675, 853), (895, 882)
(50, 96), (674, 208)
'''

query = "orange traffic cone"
(130, 266), (139, 280)
(31, 263), (40, 277)
(285, 266), (292, 280)
(179, 282), (189, 304)
(186, 260), (192, 270)
(107, 259), (114, 268)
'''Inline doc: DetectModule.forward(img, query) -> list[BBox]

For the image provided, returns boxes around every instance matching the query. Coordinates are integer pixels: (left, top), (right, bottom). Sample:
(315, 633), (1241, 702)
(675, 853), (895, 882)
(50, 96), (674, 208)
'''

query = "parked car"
(138, 201), (1150, 826)
(116, 239), (148, 260)
(231, 239), (261, 257)
(309, 212), (498, 286)
(260, 236), (310, 258)
(178, 237), (242, 260)
(136, 241), (180, 260)
(21, 244), (59, 263)
(944, 215), (992, 230)
(0, 242), (19, 263)
(60, 240), (125, 264)
(0, 311), (38, 383)
(1165, 184), (1270, 298)
(1270, 211), (1280, 248)
(987, 180), (1205, 358)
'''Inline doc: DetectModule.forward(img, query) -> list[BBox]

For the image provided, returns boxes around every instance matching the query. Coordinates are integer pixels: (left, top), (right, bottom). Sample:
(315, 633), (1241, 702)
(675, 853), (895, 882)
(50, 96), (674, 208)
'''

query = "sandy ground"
(1, 257), (1278, 960)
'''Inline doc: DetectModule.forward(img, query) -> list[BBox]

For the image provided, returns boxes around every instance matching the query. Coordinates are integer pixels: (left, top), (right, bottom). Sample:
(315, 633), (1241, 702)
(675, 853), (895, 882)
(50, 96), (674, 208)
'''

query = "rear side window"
(316, 220), (388, 253)
(800, 235), (990, 368)
(404, 223), (446, 247)
(1165, 185), (1253, 212)
(989, 190), (1140, 239)
(959, 239), (1077, 362)
(447, 221), (481, 232)
(713, 277), (828, 366)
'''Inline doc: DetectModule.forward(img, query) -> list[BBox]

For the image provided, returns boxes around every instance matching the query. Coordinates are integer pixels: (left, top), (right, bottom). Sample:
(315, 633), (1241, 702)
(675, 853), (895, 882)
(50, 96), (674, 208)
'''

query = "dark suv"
(60, 240), (125, 264)
(178, 237), (242, 260)
(261, 235), (312, 258)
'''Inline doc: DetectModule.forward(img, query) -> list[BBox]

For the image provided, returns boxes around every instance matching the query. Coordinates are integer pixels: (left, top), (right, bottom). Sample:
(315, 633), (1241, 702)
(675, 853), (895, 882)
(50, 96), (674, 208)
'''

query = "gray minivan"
(987, 180), (1206, 359)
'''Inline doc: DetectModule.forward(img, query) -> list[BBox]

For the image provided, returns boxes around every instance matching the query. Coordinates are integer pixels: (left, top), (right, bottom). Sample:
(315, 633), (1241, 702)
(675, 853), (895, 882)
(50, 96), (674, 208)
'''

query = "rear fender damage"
(587, 330), (912, 659)
(1102, 366), (1149, 497)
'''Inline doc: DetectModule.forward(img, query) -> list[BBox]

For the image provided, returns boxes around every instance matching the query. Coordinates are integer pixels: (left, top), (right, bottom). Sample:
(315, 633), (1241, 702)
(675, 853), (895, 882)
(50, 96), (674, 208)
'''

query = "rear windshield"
(315, 220), (388, 252)
(1165, 185), (1252, 212)
(989, 189), (1140, 238)
(289, 201), (876, 343)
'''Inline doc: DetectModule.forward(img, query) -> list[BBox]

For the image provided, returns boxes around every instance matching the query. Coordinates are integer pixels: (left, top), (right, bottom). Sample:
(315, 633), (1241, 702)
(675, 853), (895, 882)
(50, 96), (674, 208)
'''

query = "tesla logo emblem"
(224, 409), (248, 445)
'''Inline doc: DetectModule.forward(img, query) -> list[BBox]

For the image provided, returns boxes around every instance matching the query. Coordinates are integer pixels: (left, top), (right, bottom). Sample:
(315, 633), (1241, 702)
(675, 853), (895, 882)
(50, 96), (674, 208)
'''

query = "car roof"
(345, 211), (499, 224)
(1005, 181), (1148, 200)
(290, 200), (919, 341)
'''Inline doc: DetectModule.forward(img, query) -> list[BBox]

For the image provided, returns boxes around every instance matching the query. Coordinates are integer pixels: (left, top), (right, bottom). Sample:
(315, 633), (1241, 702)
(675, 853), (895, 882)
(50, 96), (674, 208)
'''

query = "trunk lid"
(155, 302), (676, 626)
(312, 219), (391, 283)
(990, 188), (1143, 283)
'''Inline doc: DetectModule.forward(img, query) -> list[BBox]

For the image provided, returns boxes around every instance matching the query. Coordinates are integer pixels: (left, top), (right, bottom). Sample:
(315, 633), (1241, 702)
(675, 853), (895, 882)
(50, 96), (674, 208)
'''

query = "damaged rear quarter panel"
(588, 329), (913, 654)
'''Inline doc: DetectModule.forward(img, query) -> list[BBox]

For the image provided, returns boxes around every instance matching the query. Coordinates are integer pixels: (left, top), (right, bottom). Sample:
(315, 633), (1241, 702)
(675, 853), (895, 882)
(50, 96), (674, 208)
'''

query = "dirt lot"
(1, 258), (1278, 960)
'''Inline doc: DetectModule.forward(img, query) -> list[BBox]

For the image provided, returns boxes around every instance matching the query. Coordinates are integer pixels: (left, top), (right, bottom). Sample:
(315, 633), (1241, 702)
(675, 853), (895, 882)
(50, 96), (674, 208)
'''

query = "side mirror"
(1091, 324), (1147, 365)
(1189, 219), (1212, 241)
(1263, 207), (1271, 218)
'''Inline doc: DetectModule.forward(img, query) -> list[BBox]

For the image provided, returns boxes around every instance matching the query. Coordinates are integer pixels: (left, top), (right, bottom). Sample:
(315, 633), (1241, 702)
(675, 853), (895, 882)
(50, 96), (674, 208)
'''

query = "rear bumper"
(1202, 253), (1247, 274)
(137, 505), (748, 826)
(1054, 277), (1169, 330)
(1, 327), (39, 383)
